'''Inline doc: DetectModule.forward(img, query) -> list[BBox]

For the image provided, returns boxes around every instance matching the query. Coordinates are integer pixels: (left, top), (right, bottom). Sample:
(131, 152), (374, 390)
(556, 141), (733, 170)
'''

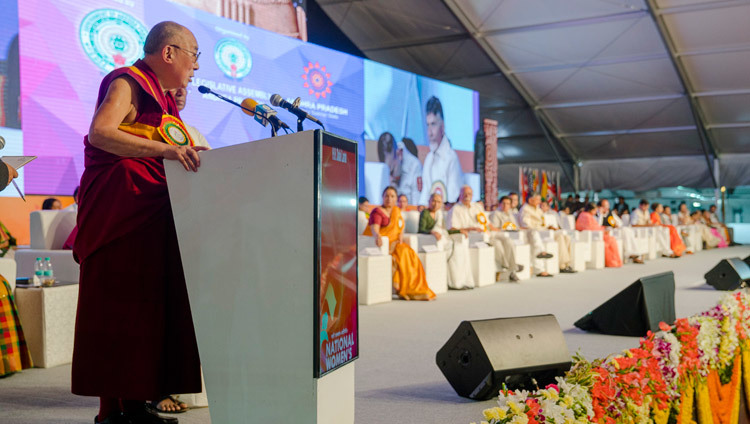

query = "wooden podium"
(165, 130), (358, 423)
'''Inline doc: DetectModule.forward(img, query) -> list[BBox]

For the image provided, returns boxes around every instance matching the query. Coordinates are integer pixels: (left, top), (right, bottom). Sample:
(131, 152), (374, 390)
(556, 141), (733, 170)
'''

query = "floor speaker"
(436, 314), (571, 400)
(705, 257), (750, 291)
(575, 271), (675, 337)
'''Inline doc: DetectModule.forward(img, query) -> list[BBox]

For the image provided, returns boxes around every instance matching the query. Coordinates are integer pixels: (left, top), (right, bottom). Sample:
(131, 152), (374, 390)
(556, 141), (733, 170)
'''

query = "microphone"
(0, 135), (5, 150)
(198, 85), (289, 130)
(242, 98), (290, 130)
(270, 94), (324, 129)
(198, 85), (256, 116)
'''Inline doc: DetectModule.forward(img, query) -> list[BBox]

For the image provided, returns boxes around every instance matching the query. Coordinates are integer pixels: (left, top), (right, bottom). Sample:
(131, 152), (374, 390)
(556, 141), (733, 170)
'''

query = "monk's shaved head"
(143, 21), (189, 55)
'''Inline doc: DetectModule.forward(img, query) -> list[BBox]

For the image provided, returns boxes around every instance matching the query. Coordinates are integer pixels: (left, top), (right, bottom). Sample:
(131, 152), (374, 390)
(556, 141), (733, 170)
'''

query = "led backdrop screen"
(2, 0), (477, 197)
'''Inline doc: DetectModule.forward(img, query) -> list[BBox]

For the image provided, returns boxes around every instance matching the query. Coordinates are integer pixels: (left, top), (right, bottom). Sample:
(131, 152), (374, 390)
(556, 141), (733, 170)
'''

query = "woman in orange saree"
(364, 186), (436, 301)
(651, 203), (686, 257)
(576, 203), (622, 268)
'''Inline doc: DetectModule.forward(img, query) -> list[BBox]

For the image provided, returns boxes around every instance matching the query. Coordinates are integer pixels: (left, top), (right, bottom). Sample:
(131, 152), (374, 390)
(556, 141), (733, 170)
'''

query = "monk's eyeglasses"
(170, 45), (201, 63)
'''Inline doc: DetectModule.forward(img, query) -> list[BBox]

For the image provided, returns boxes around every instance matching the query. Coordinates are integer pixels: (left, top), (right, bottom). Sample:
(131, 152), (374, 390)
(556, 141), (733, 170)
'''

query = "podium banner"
(316, 132), (359, 377)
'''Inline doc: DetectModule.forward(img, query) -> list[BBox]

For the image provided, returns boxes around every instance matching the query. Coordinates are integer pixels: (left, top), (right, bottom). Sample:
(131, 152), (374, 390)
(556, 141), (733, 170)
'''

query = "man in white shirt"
(598, 199), (643, 264)
(448, 186), (521, 282)
(174, 88), (210, 148)
(490, 196), (519, 231)
(630, 199), (673, 256)
(65, 186), (80, 212)
(397, 139), (423, 205)
(519, 194), (553, 277)
(418, 96), (463, 206)
(539, 200), (575, 273)
(540, 201), (561, 229)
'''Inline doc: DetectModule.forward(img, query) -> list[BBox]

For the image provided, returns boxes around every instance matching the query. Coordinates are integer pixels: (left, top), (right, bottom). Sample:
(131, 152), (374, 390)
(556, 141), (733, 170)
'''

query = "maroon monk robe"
(72, 59), (201, 399)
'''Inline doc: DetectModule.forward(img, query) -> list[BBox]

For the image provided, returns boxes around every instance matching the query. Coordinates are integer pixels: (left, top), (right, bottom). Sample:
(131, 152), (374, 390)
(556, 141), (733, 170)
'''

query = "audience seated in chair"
(42, 198), (62, 210)
(677, 202), (692, 225)
(519, 194), (556, 277)
(700, 210), (728, 248)
(521, 193), (574, 275)
(598, 199), (643, 264)
(0, 273), (33, 376)
(631, 199), (674, 257)
(540, 200), (575, 273)
(708, 204), (732, 245)
(397, 194), (418, 212)
(364, 186), (435, 301)
(419, 193), (474, 289)
(650, 203), (686, 257)
(577, 202), (622, 268)
(358, 196), (373, 219)
(449, 186), (522, 282)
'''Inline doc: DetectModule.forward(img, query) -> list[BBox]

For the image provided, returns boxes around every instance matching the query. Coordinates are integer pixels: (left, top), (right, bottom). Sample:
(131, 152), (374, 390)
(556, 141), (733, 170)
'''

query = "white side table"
(14, 283), (78, 368)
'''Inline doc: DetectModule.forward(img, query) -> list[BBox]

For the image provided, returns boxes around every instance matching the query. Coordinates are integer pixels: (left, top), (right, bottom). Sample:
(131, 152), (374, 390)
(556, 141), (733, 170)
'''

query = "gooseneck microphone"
(270, 94), (325, 130)
(198, 85), (290, 133)
(241, 98), (289, 131)
(198, 85), (256, 115)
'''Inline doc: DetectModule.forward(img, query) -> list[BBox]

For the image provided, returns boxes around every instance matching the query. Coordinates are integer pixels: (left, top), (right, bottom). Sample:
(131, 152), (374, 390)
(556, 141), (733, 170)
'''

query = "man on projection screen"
(71, 21), (206, 424)
(418, 96), (464, 206)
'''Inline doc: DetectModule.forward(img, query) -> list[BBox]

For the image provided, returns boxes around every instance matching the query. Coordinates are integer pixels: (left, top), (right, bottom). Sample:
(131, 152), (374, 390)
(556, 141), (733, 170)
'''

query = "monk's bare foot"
(151, 396), (187, 414)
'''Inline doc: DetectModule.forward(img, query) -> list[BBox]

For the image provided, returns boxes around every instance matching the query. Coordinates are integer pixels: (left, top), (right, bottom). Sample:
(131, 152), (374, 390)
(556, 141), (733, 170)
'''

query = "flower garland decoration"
(472, 290), (750, 424)
(477, 212), (488, 232)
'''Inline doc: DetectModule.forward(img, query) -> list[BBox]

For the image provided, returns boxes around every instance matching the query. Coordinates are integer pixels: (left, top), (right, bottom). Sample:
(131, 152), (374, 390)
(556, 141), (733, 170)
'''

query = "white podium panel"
(166, 130), (355, 424)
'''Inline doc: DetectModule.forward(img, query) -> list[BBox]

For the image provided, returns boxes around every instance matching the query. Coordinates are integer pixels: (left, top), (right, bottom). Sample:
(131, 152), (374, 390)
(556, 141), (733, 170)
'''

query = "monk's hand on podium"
(163, 145), (210, 172)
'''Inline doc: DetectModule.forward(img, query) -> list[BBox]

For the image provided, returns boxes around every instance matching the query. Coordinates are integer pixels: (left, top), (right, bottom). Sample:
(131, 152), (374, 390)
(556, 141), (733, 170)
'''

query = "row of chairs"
(357, 209), (705, 305)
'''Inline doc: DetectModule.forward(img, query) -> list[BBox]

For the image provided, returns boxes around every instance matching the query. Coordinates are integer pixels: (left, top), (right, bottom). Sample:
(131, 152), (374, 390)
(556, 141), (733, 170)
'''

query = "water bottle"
(32, 257), (43, 286)
(42, 257), (55, 287)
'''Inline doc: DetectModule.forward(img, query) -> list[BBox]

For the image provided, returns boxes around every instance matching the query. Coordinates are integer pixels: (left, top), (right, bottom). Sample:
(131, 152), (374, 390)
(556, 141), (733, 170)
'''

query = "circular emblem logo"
(167, 125), (187, 145)
(214, 38), (252, 79)
(302, 62), (333, 99)
(80, 9), (148, 73)
(429, 181), (447, 200)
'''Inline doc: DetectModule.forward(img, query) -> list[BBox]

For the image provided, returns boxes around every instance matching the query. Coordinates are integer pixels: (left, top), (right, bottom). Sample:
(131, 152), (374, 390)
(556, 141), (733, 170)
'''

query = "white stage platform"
(1, 246), (748, 424)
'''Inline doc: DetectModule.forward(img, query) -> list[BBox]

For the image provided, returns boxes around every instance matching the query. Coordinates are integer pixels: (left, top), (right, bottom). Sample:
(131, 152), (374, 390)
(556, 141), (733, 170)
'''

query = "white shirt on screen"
(398, 147), (422, 205)
(418, 134), (463, 205)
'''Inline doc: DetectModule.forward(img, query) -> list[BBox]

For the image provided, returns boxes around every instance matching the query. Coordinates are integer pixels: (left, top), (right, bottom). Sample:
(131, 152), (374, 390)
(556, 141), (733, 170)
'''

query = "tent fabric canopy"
(317, 0), (750, 190)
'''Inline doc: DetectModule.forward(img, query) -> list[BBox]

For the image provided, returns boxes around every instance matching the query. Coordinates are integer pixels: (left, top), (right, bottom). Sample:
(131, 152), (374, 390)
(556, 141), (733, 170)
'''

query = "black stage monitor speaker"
(705, 257), (750, 291)
(743, 255), (750, 268)
(574, 271), (675, 337)
(436, 314), (571, 400)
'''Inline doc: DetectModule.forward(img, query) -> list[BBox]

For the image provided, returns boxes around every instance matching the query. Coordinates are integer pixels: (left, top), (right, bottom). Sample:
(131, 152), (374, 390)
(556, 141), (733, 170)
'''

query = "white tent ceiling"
(317, 0), (750, 191)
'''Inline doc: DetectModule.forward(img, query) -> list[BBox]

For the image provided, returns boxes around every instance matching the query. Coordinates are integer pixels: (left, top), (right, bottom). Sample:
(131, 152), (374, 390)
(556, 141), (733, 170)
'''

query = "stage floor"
(2, 245), (749, 424)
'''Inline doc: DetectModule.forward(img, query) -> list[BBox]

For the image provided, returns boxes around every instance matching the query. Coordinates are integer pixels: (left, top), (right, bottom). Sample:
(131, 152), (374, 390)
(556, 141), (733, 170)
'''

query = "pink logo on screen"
(302, 62), (333, 99)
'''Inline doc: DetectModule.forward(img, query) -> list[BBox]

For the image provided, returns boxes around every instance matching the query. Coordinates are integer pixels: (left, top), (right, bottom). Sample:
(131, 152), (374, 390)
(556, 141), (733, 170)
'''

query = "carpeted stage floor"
(2, 246), (749, 424)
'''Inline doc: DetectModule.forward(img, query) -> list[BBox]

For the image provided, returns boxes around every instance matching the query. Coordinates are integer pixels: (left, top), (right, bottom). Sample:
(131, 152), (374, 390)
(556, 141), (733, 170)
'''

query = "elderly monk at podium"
(448, 186), (521, 282)
(365, 186), (436, 300)
(72, 21), (207, 424)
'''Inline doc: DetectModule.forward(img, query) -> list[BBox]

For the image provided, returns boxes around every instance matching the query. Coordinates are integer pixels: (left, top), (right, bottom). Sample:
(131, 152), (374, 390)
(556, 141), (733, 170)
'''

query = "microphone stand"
(200, 86), (281, 137)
